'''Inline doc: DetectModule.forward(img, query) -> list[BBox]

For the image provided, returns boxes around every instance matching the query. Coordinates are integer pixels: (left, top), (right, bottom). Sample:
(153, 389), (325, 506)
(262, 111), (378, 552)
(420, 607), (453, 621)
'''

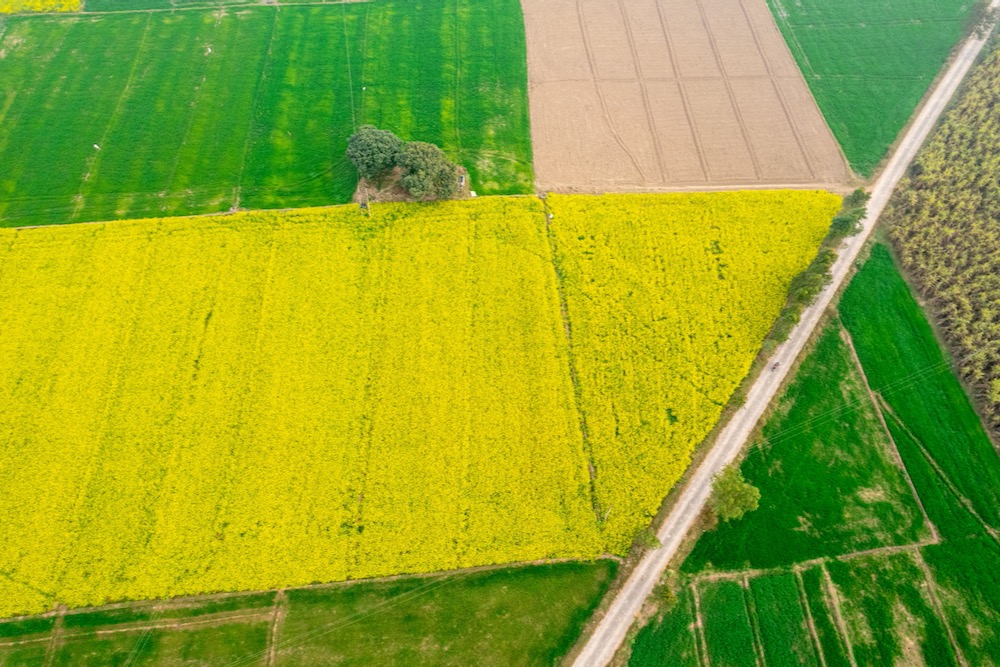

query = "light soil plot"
(521, 0), (850, 192)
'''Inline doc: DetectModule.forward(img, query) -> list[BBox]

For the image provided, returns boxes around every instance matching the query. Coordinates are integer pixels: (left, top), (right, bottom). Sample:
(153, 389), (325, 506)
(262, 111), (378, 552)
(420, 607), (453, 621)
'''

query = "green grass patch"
(840, 244), (1000, 534)
(0, 616), (55, 640)
(749, 573), (820, 667)
(0, 0), (533, 227)
(766, 0), (973, 175)
(51, 619), (271, 666)
(827, 551), (958, 666)
(923, 539), (1000, 664)
(628, 587), (701, 667)
(684, 324), (927, 572)
(276, 561), (616, 667)
(61, 592), (276, 630)
(0, 562), (615, 665)
(699, 580), (758, 667)
(0, 643), (47, 666)
(799, 568), (852, 667)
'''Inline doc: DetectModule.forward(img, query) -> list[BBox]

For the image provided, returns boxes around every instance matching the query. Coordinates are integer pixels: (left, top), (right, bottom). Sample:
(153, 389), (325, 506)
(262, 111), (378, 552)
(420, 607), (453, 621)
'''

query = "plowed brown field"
(522, 0), (851, 192)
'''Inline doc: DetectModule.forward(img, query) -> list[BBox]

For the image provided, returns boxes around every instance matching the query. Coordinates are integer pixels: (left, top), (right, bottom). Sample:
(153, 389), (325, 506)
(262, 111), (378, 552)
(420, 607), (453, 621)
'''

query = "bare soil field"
(522, 0), (851, 192)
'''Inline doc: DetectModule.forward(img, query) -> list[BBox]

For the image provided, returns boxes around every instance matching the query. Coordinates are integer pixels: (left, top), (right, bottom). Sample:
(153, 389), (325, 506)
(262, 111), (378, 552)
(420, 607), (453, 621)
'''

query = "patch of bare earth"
(352, 166), (472, 204)
(521, 0), (851, 192)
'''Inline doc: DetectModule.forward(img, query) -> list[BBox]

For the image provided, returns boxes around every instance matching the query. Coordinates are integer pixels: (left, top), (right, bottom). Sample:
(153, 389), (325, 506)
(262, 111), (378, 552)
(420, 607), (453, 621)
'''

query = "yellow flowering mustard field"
(547, 192), (841, 550)
(0, 0), (77, 12)
(0, 192), (837, 616)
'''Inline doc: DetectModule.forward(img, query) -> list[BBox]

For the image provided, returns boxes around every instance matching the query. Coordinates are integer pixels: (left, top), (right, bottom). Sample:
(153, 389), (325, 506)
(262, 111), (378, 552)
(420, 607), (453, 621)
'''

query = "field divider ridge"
(539, 197), (602, 525)
(233, 6), (279, 210)
(877, 396), (1000, 545)
(70, 12), (153, 222)
(264, 590), (289, 667)
(573, 0), (648, 184)
(820, 564), (857, 667)
(692, 0), (762, 181)
(741, 575), (767, 667)
(793, 567), (829, 667)
(839, 323), (939, 542)
(912, 550), (968, 666)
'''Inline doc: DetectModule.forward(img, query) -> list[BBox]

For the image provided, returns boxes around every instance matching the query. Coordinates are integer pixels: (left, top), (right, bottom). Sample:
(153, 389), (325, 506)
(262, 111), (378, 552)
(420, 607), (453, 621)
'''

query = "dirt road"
(571, 12), (999, 666)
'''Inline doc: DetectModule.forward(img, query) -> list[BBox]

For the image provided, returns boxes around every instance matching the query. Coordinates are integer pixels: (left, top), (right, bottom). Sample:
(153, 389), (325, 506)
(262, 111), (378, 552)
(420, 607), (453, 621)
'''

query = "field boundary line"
(692, 0), (762, 181)
(913, 550), (967, 667)
(540, 199), (601, 522)
(736, 0), (817, 181)
(0, 636), (50, 648)
(0, 555), (599, 628)
(682, 586), (705, 667)
(651, 0), (710, 181)
(741, 575), (766, 667)
(233, 6), (279, 210)
(345, 229), (392, 568)
(877, 396), (1000, 544)
(451, 0), (463, 159)
(71, 12), (153, 222)
(571, 6), (999, 660)
(40, 610), (64, 667)
(616, 0), (667, 183)
(686, 537), (933, 586)
(340, 1), (357, 130)
(766, 0), (815, 79)
(839, 324), (939, 542)
(690, 583), (711, 667)
(794, 568), (828, 667)
(220, 571), (476, 667)
(834, 540), (934, 564)
(573, 0), (648, 184)
(87, 611), (271, 639)
(819, 564), (857, 667)
(264, 590), (288, 667)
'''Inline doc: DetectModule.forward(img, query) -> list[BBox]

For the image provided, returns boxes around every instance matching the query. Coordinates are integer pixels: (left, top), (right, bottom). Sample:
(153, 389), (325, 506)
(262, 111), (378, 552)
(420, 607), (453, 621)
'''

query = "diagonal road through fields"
(571, 9), (1000, 666)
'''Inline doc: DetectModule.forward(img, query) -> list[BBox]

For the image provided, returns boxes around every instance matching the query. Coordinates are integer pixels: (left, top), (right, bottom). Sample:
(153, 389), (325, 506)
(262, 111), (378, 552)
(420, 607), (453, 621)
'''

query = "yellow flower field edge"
(0, 0), (78, 13)
(0, 198), (602, 618)
(547, 191), (842, 551)
(0, 192), (839, 617)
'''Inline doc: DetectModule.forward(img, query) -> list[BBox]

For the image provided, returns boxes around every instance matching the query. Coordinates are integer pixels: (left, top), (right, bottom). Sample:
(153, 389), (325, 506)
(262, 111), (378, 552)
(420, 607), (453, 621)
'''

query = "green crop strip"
(632, 245), (1000, 665)
(766, 0), (973, 175)
(0, 0), (533, 227)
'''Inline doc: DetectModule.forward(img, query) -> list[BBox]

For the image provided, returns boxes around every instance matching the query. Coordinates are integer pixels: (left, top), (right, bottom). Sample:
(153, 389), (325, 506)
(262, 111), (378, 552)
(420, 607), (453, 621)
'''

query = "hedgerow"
(885, 46), (1000, 432)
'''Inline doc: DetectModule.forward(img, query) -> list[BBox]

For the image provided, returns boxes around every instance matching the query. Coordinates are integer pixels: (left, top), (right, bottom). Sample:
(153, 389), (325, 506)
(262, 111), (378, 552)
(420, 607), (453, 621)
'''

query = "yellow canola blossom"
(0, 0), (78, 13)
(0, 199), (601, 617)
(547, 191), (841, 551)
(0, 192), (838, 617)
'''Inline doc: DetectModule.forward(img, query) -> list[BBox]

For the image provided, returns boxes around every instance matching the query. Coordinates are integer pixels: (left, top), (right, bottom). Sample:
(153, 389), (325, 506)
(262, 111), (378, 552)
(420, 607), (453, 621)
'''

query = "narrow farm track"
(571, 10), (1000, 665)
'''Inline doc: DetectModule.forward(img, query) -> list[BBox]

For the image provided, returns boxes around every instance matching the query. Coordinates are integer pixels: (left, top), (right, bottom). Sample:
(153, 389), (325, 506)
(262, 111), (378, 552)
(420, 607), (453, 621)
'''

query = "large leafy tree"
(709, 466), (760, 522)
(399, 141), (459, 200)
(346, 125), (404, 180)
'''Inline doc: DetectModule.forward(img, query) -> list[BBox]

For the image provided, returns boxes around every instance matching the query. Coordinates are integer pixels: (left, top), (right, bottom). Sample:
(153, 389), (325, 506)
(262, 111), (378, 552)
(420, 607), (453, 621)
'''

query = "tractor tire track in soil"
(521, 0), (849, 193)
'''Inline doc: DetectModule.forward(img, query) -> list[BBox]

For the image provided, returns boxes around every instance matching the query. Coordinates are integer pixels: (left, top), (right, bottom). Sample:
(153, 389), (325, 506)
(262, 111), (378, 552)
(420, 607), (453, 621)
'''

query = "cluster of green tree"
(346, 125), (460, 200)
(770, 188), (870, 342)
(886, 45), (1000, 432)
